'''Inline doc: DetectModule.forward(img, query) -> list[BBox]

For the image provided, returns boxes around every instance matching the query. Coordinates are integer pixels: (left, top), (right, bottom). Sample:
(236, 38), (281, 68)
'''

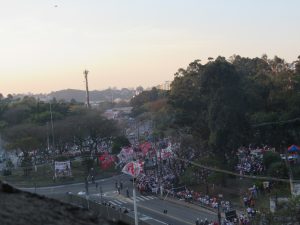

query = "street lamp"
(218, 194), (223, 225)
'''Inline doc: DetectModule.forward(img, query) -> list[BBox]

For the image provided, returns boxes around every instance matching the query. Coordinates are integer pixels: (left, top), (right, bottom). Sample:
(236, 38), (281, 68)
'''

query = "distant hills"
(13, 88), (137, 103)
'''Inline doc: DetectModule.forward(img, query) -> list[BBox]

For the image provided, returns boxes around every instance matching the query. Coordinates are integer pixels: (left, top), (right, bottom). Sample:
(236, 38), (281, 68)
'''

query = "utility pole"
(133, 164), (139, 225)
(84, 69), (90, 108)
(49, 101), (55, 149)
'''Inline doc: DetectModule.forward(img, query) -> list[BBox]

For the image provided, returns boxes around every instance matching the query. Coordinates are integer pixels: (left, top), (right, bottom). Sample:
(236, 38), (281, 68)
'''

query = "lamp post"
(132, 179), (138, 225)
(122, 161), (139, 225)
(49, 101), (55, 149)
(217, 194), (223, 225)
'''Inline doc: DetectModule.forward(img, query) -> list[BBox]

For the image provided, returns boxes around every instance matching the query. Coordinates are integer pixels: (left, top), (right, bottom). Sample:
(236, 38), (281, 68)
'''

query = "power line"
(176, 157), (300, 183)
(252, 117), (300, 128)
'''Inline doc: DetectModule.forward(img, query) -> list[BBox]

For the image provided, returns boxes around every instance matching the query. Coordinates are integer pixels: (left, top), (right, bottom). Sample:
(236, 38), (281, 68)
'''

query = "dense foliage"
(131, 55), (300, 161)
(0, 96), (120, 159)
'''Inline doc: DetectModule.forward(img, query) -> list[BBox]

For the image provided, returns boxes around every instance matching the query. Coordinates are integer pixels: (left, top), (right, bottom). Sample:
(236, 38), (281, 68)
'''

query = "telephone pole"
(84, 69), (90, 108)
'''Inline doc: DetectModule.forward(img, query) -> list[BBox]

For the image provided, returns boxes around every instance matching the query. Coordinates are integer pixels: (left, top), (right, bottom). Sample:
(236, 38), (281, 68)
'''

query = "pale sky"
(0, 0), (299, 95)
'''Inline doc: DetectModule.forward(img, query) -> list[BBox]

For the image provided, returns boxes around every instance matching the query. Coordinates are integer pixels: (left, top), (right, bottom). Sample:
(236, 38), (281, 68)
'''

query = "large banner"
(122, 161), (142, 177)
(139, 142), (152, 156)
(99, 152), (115, 170)
(117, 147), (134, 164)
(54, 161), (72, 178)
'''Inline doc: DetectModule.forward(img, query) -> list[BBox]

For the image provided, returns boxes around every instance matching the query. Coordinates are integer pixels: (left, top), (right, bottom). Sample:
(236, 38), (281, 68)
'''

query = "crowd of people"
(120, 140), (272, 225)
(132, 144), (234, 215)
(236, 145), (268, 176)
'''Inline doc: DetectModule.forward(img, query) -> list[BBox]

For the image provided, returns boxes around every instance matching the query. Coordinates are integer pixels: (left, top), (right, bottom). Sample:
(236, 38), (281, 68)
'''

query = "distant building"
(103, 107), (132, 120)
(156, 81), (171, 90)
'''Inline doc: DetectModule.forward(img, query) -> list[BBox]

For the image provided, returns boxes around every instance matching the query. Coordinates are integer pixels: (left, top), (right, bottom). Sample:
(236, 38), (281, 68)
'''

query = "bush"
(267, 162), (288, 178)
(81, 157), (94, 172)
(53, 155), (69, 161)
(291, 166), (300, 179)
(263, 152), (281, 170)
(2, 168), (12, 176)
(111, 136), (130, 154)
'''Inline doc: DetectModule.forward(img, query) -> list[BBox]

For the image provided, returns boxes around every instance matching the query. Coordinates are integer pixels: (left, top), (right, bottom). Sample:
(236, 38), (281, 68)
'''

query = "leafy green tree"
(267, 161), (288, 178)
(169, 59), (249, 161)
(263, 152), (281, 170)
(111, 136), (130, 154)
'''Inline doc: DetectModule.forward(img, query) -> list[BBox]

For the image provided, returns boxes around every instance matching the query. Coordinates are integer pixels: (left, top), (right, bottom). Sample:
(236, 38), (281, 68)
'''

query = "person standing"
(204, 218), (209, 225)
(84, 177), (89, 195)
(195, 218), (200, 225)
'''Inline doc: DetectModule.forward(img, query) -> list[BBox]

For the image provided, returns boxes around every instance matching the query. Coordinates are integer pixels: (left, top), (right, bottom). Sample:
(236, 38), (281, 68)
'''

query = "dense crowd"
(134, 149), (233, 214)
(235, 145), (269, 175)
(127, 141), (273, 224)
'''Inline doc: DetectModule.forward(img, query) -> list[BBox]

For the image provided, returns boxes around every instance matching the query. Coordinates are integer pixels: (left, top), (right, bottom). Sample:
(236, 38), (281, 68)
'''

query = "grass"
(1, 160), (120, 188)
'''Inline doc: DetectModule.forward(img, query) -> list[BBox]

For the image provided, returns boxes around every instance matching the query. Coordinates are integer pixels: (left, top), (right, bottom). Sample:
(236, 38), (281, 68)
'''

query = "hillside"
(12, 88), (136, 103)
(49, 88), (135, 102)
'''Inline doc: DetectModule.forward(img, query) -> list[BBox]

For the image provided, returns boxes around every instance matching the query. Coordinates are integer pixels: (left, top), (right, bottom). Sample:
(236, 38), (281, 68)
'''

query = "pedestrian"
(120, 181), (123, 190)
(204, 218), (209, 225)
(195, 218), (200, 225)
(126, 188), (130, 197)
(117, 185), (121, 194)
(84, 177), (89, 195)
(115, 180), (118, 189)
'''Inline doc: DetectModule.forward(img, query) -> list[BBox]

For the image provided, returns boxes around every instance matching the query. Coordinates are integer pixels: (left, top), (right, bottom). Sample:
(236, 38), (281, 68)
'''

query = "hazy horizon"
(1, 0), (299, 96)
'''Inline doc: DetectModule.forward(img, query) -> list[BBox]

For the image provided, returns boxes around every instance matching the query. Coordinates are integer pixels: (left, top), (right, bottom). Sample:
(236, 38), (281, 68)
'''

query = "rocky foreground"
(0, 181), (126, 225)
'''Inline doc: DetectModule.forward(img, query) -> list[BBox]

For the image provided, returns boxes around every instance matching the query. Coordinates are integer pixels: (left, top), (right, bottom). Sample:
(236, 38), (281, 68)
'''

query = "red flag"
(122, 161), (142, 177)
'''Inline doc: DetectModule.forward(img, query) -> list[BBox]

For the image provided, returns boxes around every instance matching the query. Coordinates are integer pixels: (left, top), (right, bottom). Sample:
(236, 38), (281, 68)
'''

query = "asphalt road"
(21, 174), (217, 225)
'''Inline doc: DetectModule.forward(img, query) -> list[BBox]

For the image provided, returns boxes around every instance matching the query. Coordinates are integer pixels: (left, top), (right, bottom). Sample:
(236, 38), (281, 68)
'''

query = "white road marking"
(136, 196), (145, 201)
(140, 216), (152, 221)
(114, 200), (123, 204)
(109, 201), (117, 206)
(150, 218), (169, 224)
(146, 196), (155, 199)
(131, 197), (140, 202)
(140, 196), (151, 200)
(118, 199), (127, 204)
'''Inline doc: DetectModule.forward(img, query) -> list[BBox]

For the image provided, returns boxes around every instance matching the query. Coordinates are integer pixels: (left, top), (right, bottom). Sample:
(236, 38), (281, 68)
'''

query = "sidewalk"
(162, 195), (246, 218)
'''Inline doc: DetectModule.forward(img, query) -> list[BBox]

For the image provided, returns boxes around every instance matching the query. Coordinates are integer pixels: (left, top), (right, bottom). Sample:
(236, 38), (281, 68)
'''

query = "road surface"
(22, 174), (217, 225)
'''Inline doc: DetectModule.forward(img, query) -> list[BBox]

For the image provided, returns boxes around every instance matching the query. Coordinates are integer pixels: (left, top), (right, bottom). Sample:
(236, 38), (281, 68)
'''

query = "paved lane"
(21, 174), (217, 225)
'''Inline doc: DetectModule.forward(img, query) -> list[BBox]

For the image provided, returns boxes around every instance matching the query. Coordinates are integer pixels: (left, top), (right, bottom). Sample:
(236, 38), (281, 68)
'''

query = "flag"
(140, 141), (152, 156)
(117, 147), (134, 164)
(99, 152), (115, 170)
(122, 161), (142, 177)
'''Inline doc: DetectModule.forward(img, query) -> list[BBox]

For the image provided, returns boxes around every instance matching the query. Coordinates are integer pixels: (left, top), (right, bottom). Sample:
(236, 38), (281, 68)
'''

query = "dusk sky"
(0, 0), (299, 95)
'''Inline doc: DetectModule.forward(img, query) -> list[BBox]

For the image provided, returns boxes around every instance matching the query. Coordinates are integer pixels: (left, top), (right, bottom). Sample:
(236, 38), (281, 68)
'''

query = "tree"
(254, 196), (300, 224)
(169, 58), (249, 161)
(263, 152), (281, 169)
(111, 136), (130, 154)
(295, 55), (300, 75)
(3, 124), (46, 176)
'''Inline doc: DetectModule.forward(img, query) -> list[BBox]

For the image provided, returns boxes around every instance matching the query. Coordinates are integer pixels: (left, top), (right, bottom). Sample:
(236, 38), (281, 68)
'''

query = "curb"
(163, 196), (217, 215)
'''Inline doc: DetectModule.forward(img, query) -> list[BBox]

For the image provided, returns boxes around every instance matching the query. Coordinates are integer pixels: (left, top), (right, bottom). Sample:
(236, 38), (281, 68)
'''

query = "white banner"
(54, 161), (72, 178)
(122, 161), (142, 177)
(117, 147), (134, 164)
